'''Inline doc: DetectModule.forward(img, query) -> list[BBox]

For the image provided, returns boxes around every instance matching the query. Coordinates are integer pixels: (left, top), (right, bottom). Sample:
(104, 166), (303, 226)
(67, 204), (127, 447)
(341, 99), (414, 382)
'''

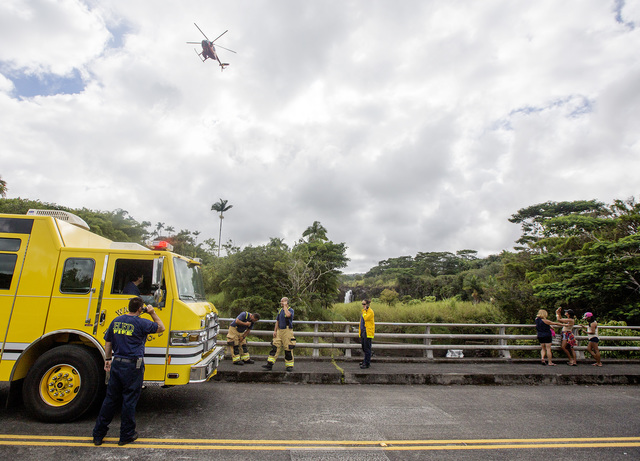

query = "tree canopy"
(519, 197), (640, 322)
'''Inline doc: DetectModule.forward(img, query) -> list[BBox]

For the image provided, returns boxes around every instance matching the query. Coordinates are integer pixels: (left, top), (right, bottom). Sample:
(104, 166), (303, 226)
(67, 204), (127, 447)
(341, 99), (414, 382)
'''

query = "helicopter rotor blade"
(214, 44), (237, 54)
(186, 42), (201, 44)
(194, 22), (210, 41)
(210, 30), (228, 44)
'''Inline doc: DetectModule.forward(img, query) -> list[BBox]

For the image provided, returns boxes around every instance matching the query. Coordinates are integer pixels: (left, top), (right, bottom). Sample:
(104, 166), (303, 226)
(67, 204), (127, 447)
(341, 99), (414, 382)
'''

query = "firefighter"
(262, 297), (296, 372)
(227, 311), (260, 365)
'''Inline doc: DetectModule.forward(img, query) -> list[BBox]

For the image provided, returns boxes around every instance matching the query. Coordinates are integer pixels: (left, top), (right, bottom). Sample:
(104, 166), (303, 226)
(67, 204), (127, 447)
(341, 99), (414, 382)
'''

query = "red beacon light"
(151, 240), (174, 251)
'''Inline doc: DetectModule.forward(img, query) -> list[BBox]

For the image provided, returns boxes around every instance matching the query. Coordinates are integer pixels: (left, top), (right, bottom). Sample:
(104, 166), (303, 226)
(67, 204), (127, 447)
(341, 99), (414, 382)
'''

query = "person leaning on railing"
(556, 308), (578, 366)
(535, 310), (562, 366)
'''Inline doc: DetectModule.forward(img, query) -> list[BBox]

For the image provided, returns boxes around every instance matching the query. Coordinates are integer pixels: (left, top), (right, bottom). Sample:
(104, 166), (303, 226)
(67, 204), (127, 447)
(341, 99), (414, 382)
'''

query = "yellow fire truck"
(0, 210), (223, 422)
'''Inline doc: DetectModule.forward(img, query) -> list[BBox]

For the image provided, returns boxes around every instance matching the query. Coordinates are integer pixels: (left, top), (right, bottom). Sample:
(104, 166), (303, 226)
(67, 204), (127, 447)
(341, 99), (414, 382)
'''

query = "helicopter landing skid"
(194, 49), (206, 62)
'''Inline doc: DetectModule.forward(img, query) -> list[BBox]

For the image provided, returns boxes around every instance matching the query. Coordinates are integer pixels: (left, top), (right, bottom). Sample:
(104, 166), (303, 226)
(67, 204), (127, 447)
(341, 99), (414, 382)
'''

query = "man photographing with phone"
(92, 296), (165, 446)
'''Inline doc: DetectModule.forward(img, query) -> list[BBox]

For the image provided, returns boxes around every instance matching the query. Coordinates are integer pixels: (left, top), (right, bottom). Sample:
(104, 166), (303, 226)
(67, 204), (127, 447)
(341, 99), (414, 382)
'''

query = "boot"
(262, 362), (273, 370)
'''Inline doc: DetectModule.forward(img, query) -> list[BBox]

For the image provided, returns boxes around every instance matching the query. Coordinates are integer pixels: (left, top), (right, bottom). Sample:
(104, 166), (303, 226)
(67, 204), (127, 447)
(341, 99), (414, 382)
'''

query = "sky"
(0, 0), (639, 273)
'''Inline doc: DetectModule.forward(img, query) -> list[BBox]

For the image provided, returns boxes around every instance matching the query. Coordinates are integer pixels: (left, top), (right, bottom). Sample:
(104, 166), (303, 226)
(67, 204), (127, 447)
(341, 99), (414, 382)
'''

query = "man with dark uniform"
(227, 311), (260, 365)
(92, 296), (165, 446)
(122, 274), (143, 296)
(262, 297), (296, 372)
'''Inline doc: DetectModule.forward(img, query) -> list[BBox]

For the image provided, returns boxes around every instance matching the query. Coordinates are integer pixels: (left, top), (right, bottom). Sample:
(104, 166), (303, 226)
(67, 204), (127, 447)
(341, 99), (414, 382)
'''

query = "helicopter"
(187, 23), (236, 71)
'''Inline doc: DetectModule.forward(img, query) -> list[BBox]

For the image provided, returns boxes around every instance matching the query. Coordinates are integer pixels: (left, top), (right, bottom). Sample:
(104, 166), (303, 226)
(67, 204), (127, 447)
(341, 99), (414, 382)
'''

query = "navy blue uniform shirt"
(231, 311), (254, 333)
(122, 282), (141, 296)
(105, 314), (158, 359)
(276, 307), (294, 329)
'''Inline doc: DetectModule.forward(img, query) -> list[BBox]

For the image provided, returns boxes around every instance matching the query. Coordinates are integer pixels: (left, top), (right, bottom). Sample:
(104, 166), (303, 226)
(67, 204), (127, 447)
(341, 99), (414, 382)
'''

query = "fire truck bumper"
(189, 346), (225, 383)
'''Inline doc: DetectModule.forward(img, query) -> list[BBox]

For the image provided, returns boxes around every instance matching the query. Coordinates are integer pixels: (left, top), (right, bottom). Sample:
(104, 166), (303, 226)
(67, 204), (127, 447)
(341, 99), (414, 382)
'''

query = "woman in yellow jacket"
(359, 299), (375, 369)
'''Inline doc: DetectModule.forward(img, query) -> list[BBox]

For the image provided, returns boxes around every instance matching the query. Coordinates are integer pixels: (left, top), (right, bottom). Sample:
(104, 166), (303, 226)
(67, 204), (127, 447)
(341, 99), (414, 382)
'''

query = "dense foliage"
(210, 223), (349, 320)
(2, 191), (637, 325)
(344, 250), (503, 305)
(344, 197), (639, 325)
(510, 198), (640, 323)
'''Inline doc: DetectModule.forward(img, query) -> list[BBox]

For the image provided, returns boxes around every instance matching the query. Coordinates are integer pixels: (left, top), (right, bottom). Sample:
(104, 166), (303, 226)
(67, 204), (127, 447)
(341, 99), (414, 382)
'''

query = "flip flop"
(548, 363), (556, 366)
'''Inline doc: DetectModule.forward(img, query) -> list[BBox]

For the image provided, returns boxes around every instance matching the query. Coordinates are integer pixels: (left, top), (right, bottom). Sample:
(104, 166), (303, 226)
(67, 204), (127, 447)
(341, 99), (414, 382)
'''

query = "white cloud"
(1, 0), (638, 272)
(0, 0), (110, 75)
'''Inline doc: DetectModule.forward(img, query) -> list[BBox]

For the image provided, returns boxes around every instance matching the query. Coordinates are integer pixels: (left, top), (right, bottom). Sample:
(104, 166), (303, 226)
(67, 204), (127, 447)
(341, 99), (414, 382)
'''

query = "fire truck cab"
(0, 210), (223, 422)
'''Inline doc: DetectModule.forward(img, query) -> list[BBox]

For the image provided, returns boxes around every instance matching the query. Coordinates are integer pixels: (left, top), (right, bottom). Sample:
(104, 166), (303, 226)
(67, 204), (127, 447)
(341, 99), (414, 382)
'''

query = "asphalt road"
(1, 382), (639, 460)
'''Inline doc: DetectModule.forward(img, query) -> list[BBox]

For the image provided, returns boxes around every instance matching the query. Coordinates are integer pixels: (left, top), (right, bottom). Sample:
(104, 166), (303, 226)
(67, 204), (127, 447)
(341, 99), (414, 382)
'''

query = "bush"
(229, 295), (274, 320)
(598, 320), (640, 359)
(380, 289), (399, 306)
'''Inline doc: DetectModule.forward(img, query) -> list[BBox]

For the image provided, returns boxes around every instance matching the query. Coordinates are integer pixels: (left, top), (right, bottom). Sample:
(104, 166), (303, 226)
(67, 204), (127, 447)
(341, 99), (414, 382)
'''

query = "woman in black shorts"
(582, 312), (602, 366)
(535, 310), (562, 366)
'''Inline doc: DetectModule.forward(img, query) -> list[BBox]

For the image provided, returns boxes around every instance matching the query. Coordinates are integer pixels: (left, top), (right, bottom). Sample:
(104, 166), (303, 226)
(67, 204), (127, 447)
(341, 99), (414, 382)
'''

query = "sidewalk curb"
(213, 362), (640, 386)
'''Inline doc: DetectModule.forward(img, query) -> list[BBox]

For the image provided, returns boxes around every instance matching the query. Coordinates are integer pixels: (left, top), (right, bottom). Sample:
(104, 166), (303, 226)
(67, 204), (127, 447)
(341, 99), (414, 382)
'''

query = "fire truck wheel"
(23, 345), (104, 423)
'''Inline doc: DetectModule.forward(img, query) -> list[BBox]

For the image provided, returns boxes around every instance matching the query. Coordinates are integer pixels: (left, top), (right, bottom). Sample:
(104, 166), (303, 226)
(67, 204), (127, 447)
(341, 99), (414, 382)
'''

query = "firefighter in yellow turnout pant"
(262, 297), (296, 372)
(227, 311), (260, 365)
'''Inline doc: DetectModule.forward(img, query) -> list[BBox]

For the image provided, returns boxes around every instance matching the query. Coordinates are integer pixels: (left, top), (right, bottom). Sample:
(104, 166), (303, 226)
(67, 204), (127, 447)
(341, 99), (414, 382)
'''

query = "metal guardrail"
(218, 319), (640, 360)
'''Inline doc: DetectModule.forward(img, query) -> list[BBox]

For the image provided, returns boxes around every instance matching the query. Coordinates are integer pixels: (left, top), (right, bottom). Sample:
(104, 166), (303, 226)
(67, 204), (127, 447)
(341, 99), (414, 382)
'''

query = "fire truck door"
(0, 225), (31, 371)
(46, 253), (108, 335)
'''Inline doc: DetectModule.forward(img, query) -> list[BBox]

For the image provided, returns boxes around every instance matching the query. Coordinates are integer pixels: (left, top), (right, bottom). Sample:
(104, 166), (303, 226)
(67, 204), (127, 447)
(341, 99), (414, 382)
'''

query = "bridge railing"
(217, 319), (640, 360)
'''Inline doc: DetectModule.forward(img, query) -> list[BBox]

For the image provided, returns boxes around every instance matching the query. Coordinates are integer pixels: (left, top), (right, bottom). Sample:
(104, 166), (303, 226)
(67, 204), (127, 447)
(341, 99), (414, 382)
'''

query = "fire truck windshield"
(174, 258), (207, 302)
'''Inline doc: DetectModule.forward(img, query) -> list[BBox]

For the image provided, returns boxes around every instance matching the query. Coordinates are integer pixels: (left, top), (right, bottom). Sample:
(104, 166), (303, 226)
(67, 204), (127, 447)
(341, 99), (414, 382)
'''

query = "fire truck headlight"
(170, 330), (206, 346)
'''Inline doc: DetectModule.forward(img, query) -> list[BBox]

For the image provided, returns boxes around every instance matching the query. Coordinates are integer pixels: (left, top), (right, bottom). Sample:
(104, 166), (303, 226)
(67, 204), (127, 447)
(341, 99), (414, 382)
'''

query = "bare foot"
(548, 363), (556, 366)
(592, 363), (603, 367)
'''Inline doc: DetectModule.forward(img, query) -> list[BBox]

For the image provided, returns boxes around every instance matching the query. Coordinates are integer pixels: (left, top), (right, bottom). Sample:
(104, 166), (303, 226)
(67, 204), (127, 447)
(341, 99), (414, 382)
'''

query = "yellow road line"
(0, 441), (639, 451)
(2, 434), (640, 444)
(0, 435), (639, 451)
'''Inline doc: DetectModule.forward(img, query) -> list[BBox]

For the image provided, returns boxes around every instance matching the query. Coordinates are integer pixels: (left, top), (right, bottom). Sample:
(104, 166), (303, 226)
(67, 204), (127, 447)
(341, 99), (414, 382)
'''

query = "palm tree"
(302, 221), (328, 242)
(155, 222), (165, 238)
(211, 199), (233, 257)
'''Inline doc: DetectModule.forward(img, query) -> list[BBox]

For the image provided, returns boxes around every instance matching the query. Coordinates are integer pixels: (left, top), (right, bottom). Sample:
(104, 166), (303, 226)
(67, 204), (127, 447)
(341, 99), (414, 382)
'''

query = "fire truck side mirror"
(152, 257), (164, 287)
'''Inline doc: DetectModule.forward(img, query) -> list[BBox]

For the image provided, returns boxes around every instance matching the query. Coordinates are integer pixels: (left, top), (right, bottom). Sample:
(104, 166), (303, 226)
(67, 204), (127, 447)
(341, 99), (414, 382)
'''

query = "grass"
(330, 299), (507, 325)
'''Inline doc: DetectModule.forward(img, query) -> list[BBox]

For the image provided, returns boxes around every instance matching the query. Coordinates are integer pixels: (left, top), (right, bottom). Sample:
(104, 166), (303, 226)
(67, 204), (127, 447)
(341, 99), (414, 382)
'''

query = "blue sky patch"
(3, 67), (85, 98)
(107, 21), (133, 49)
(614, 0), (636, 30)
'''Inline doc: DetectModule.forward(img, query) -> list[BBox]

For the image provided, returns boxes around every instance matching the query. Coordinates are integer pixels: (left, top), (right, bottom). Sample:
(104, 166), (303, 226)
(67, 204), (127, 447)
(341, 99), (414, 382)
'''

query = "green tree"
(0, 199), (150, 243)
(508, 199), (607, 249)
(510, 197), (640, 323)
(0, 176), (7, 198)
(492, 251), (540, 323)
(211, 198), (233, 257)
(219, 244), (289, 314)
(283, 234), (348, 316)
(380, 288), (399, 306)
